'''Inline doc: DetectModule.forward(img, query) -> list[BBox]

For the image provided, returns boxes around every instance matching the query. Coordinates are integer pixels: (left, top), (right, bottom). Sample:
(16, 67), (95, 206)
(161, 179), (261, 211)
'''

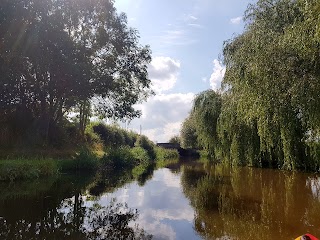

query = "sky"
(114, 0), (253, 143)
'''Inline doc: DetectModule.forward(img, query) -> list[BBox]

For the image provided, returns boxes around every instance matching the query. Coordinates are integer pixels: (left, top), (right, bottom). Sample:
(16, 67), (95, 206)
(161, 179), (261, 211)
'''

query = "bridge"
(156, 143), (199, 157)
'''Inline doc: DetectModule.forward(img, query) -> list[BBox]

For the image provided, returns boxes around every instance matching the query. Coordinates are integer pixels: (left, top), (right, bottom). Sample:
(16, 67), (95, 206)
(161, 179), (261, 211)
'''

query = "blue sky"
(114, 0), (253, 142)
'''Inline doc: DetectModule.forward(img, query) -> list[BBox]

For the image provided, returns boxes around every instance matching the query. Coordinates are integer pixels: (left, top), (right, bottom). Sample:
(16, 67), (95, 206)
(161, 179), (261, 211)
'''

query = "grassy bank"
(0, 122), (180, 182)
(0, 158), (59, 181)
(0, 145), (179, 182)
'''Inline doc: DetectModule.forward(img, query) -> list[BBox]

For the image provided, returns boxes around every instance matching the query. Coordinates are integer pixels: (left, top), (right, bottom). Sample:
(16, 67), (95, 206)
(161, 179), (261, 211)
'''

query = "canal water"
(0, 160), (320, 239)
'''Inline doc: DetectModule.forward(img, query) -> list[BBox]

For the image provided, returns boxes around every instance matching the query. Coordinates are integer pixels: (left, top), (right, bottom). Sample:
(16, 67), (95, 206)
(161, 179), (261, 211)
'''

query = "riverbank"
(0, 146), (179, 182)
(0, 122), (181, 182)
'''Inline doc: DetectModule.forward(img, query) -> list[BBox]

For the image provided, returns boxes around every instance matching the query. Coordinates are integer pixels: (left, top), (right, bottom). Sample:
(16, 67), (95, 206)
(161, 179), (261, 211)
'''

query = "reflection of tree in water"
(88, 164), (155, 197)
(0, 195), (152, 239)
(0, 171), (152, 239)
(86, 199), (152, 239)
(134, 163), (155, 186)
(181, 164), (320, 240)
(88, 169), (134, 196)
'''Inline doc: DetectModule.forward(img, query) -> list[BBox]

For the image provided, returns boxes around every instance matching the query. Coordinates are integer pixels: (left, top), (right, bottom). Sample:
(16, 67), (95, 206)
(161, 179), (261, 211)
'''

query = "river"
(0, 160), (320, 239)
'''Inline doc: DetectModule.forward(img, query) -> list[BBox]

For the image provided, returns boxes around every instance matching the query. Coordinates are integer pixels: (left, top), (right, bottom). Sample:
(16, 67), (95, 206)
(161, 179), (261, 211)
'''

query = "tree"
(192, 90), (222, 158)
(222, 0), (320, 170)
(0, 0), (152, 145)
(180, 115), (199, 149)
(169, 135), (181, 145)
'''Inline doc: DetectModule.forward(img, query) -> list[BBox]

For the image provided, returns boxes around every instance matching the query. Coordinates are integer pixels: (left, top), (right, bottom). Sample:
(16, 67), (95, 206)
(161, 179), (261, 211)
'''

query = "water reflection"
(181, 163), (320, 239)
(96, 167), (198, 240)
(0, 172), (152, 239)
(1, 161), (320, 239)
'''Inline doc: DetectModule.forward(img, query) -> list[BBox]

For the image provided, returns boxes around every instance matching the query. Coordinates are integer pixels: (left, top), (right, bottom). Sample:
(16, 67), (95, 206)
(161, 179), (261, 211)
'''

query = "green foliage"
(155, 147), (179, 161)
(220, 0), (320, 170)
(180, 0), (320, 172)
(180, 115), (199, 149)
(131, 147), (151, 165)
(102, 147), (136, 170)
(84, 125), (103, 151)
(0, 158), (58, 181)
(135, 135), (156, 160)
(192, 90), (222, 158)
(101, 135), (157, 170)
(0, 0), (152, 147)
(169, 135), (181, 145)
(58, 148), (99, 172)
(132, 164), (150, 179)
(92, 122), (138, 148)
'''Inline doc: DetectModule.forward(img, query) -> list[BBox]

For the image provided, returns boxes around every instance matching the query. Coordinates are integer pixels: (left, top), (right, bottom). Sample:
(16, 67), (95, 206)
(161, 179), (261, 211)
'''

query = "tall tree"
(180, 114), (199, 149)
(222, 0), (320, 170)
(0, 0), (152, 145)
(192, 90), (222, 158)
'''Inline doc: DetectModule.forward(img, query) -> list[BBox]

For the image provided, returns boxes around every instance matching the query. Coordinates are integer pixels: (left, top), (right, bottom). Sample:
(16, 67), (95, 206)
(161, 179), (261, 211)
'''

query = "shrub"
(58, 148), (99, 171)
(102, 147), (135, 169)
(131, 147), (150, 165)
(92, 122), (139, 148)
(155, 147), (179, 161)
(85, 126), (103, 151)
(135, 136), (156, 160)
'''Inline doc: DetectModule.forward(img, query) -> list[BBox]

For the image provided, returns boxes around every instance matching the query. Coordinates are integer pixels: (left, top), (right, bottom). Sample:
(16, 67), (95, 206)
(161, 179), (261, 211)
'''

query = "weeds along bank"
(0, 123), (179, 182)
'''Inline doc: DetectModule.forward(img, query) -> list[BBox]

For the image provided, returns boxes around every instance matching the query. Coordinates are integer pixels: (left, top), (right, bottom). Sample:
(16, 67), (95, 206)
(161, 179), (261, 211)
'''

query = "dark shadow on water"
(0, 171), (153, 239)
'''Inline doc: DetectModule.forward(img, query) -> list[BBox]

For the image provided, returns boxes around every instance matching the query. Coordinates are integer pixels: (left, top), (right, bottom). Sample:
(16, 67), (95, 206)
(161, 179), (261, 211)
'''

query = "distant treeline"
(181, 0), (320, 171)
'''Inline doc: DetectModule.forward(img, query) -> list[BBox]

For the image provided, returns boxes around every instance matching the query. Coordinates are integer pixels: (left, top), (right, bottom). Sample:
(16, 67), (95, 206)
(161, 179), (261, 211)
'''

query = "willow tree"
(192, 90), (222, 159)
(222, 0), (320, 170)
(0, 0), (152, 145)
(180, 114), (199, 149)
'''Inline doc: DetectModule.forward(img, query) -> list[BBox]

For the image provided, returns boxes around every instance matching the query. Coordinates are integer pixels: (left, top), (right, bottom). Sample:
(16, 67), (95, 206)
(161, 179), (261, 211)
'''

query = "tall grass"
(0, 158), (59, 181)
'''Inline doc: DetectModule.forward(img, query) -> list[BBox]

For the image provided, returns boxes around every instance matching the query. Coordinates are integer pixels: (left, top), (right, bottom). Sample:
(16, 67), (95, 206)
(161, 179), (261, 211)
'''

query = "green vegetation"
(155, 147), (179, 161)
(0, 0), (152, 148)
(169, 135), (181, 145)
(0, 0), (159, 180)
(91, 123), (138, 148)
(102, 147), (136, 170)
(0, 120), (179, 181)
(180, 115), (199, 149)
(0, 158), (58, 181)
(181, 0), (320, 171)
(135, 135), (156, 160)
(58, 148), (100, 172)
(131, 147), (151, 164)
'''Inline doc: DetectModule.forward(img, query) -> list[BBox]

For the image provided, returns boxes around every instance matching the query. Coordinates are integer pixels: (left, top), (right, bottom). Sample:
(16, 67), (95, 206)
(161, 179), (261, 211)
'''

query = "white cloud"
(188, 15), (198, 21)
(188, 23), (204, 29)
(148, 57), (181, 93)
(209, 59), (226, 91)
(129, 93), (195, 142)
(230, 16), (242, 25)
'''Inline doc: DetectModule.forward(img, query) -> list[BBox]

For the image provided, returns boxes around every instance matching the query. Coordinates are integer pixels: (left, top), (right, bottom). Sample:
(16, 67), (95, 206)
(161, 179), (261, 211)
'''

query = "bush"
(102, 147), (135, 169)
(92, 122), (139, 148)
(155, 147), (179, 161)
(131, 147), (150, 165)
(58, 148), (99, 171)
(85, 126), (103, 151)
(135, 136), (156, 160)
